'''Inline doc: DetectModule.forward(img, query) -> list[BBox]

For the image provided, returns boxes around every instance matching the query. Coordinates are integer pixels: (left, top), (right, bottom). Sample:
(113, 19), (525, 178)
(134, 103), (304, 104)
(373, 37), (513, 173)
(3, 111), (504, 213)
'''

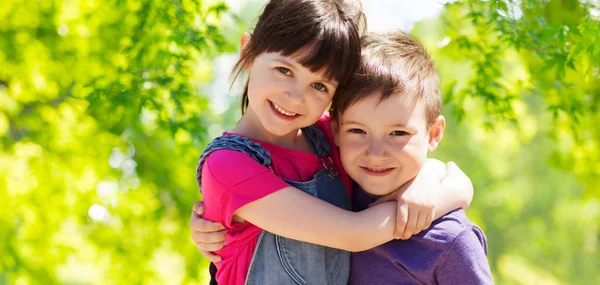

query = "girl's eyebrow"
(273, 57), (338, 87)
(272, 58), (296, 68)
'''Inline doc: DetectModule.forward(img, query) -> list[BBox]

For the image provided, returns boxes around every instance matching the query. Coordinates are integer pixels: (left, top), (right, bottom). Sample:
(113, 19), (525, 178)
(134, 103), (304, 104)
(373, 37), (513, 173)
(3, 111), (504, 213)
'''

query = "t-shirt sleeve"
(435, 227), (494, 285)
(201, 150), (290, 228)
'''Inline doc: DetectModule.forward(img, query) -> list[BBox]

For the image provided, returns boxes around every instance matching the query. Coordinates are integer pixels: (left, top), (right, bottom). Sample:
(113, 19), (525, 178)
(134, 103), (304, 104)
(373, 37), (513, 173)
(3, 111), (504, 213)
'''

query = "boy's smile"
(334, 90), (444, 196)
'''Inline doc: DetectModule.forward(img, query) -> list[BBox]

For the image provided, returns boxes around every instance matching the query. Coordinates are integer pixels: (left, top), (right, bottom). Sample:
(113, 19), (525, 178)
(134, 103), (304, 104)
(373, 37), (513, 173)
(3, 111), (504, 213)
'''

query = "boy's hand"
(370, 159), (446, 240)
(190, 201), (227, 262)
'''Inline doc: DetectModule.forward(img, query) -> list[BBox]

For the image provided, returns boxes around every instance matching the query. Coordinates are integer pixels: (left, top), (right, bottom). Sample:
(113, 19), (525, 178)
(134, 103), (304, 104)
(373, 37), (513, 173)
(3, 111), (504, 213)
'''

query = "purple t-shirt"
(350, 186), (494, 285)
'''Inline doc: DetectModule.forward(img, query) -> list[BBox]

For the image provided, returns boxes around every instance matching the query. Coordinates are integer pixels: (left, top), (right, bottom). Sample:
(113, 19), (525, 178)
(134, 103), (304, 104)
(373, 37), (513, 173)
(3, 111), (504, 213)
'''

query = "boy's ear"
(331, 118), (340, 147)
(240, 32), (252, 71)
(427, 115), (445, 152)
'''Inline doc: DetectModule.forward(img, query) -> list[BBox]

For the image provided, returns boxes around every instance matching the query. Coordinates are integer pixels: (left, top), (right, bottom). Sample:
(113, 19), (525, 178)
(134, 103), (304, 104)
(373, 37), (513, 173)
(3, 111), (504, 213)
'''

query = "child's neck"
(234, 110), (312, 152)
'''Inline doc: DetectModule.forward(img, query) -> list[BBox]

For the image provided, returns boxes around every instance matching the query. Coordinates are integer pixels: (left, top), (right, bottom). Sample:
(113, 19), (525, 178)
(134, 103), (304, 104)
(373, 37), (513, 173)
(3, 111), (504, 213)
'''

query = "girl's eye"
(390, 130), (409, 136)
(276, 67), (292, 76)
(348, 128), (366, 134)
(312, 82), (328, 92)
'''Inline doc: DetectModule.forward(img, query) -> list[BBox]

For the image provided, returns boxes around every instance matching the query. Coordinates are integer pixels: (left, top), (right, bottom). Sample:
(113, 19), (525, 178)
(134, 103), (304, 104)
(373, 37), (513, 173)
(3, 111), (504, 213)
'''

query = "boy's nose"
(366, 140), (387, 160)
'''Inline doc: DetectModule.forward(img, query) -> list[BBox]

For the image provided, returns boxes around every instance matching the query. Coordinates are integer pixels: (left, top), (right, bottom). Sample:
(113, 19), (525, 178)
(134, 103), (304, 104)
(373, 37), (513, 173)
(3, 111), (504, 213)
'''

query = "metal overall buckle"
(321, 156), (339, 179)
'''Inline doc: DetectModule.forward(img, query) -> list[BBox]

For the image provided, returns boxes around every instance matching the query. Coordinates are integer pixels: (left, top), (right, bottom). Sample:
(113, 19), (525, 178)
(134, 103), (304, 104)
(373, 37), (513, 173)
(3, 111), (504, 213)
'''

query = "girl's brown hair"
(232, 0), (366, 114)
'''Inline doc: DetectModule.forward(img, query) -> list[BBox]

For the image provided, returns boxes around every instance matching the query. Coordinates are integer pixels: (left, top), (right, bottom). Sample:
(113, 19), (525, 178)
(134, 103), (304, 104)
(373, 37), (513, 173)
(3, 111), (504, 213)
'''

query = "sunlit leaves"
(1, 0), (233, 283)
(414, 1), (600, 283)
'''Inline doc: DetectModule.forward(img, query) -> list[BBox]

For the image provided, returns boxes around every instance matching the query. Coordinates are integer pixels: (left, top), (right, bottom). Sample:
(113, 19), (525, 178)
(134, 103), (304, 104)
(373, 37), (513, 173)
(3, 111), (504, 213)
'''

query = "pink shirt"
(200, 114), (350, 285)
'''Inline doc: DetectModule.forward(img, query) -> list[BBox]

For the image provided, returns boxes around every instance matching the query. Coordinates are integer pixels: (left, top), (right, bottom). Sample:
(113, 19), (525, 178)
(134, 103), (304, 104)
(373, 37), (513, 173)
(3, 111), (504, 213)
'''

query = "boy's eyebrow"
(340, 120), (365, 126)
(342, 120), (411, 129)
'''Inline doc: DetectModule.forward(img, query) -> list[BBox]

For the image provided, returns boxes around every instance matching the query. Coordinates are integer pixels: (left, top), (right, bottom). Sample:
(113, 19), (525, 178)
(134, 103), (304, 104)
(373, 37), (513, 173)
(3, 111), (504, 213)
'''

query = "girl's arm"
(235, 159), (473, 250)
(198, 150), (473, 252)
(235, 187), (398, 252)
(370, 159), (474, 240)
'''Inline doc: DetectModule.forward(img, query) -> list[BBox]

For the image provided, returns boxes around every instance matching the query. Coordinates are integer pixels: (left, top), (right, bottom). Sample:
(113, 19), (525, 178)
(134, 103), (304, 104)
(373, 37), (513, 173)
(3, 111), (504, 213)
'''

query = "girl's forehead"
(264, 51), (339, 86)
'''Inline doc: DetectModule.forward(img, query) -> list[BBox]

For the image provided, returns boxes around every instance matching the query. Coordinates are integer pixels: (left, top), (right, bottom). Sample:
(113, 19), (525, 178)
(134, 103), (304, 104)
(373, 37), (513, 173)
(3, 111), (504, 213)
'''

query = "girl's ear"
(427, 115), (445, 152)
(240, 33), (252, 71)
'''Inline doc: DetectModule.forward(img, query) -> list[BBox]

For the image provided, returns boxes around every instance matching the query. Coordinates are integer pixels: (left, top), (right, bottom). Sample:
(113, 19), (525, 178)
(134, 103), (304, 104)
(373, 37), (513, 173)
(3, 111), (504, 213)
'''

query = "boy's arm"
(190, 201), (225, 262)
(435, 228), (493, 284)
(235, 187), (399, 252)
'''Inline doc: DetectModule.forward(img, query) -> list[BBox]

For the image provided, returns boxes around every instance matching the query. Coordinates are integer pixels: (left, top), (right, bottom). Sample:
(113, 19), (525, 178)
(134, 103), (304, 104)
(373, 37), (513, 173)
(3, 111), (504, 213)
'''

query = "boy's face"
(333, 91), (444, 196)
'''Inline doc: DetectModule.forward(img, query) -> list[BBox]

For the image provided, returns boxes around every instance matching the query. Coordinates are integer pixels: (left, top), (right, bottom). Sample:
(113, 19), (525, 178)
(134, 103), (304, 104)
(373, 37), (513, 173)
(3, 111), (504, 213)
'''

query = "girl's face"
(245, 51), (338, 137)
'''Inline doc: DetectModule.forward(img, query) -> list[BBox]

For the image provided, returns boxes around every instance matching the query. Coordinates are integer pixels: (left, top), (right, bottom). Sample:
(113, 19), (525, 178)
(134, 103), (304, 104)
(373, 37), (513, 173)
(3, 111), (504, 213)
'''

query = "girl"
(195, 1), (472, 284)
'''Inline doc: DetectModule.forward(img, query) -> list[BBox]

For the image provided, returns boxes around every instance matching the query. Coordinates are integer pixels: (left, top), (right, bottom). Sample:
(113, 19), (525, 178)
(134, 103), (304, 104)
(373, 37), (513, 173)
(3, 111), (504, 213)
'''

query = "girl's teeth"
(272, 102), (297, 116)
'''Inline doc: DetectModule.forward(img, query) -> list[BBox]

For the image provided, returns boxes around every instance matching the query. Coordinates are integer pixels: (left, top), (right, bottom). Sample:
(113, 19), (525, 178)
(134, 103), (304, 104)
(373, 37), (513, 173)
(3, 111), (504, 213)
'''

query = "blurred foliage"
(1, 0), (598, 284)
(411, 0), (599, 284)
(1, 0), (237, 284)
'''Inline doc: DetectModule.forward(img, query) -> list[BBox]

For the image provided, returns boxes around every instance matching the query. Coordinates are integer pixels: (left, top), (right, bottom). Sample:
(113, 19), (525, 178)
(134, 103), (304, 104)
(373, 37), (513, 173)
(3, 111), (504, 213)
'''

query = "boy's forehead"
(341, 91), (426, 125)
(347, 90), (418, 113)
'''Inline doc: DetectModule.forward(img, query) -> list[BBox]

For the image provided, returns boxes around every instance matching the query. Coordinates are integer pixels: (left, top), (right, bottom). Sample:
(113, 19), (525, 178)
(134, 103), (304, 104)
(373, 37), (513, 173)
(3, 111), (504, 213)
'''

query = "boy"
(191, 30), (492, 284)
(331, 31), (493, 284)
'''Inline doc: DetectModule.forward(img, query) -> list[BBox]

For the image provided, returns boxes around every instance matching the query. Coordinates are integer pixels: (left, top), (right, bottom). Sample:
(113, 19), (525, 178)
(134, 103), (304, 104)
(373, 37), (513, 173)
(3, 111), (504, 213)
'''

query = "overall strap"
(301, 124), (338, 179)
(196, 134), (272, 193)
(301, 124), (332, 158)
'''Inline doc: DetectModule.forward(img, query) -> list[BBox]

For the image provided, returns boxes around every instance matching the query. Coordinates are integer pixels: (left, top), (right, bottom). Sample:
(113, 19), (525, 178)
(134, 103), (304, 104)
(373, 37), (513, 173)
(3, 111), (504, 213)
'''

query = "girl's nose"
(284, 90), (303, 104)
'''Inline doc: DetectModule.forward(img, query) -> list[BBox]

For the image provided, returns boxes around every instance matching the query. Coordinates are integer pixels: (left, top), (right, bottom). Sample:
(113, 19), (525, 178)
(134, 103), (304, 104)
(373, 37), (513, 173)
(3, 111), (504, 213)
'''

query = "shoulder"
(315, 112), (332, 135)
(204, 149), (266, 171)
(430, 211), (493, 284)
(419, 210), (484, 247)
(202, 149), (273, 188)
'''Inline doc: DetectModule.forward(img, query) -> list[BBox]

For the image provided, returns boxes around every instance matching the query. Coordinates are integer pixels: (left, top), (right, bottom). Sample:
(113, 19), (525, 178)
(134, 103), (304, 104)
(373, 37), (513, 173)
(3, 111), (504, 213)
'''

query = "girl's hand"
(370, 159), (471, 240)
(190, 201), (227, 262)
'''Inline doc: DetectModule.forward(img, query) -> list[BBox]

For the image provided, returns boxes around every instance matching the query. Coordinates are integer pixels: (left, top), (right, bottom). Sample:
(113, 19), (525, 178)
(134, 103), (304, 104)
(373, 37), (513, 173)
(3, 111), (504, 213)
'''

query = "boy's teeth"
(272, 102), (297, 116)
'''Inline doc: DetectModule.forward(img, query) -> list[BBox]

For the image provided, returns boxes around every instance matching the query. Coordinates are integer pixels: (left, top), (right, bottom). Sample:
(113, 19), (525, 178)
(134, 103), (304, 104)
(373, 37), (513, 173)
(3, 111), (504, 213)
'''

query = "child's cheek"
(339, 135), (364, 158)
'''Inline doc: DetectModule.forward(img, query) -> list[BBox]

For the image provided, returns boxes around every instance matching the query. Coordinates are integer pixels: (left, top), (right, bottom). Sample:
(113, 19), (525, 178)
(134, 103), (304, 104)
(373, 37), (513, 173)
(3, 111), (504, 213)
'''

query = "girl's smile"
(269, 100), (301, 119)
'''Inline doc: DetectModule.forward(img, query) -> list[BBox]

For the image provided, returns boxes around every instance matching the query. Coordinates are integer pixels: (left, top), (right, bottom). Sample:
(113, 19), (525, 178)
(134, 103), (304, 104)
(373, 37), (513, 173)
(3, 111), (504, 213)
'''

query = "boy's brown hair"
(331, 31), (441, 127)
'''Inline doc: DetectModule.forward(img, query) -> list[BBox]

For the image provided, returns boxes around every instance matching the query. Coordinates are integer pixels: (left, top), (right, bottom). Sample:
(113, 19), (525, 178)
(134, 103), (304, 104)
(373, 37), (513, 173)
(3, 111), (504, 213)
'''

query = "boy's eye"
(312, 82), (328, 92)
(390, 130), (409, 136)
(348, 128), (366, 134)
(276, 67), (292, 76)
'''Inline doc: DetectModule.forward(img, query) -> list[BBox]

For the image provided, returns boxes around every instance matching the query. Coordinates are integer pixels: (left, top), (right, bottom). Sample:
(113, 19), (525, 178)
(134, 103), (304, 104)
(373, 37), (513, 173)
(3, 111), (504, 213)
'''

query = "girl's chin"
(262, 123), (299, 137)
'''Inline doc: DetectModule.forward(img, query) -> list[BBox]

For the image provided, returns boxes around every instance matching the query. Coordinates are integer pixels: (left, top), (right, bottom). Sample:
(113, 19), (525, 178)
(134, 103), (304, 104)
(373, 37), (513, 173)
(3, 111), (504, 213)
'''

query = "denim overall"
(197, 125), (351, 285)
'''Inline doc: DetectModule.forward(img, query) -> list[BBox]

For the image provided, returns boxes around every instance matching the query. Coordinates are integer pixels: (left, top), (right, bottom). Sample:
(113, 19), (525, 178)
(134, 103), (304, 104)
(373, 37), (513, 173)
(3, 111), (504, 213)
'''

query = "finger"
(195, 241), (226, 252)
(402, 204), (418, 240)
(192, 230), (227, 244)
(193, 201), (206, 215)
(424, 208), (434, 230)
(190, 215), (225, 232)
(394, 203), (409, 239)
(199, 250), (223, 263)
(413, 209), (426, 236)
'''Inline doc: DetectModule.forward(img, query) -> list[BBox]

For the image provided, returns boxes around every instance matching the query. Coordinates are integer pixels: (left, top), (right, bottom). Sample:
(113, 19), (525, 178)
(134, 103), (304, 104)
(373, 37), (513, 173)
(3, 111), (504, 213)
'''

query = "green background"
(1, 0), (598, 284)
